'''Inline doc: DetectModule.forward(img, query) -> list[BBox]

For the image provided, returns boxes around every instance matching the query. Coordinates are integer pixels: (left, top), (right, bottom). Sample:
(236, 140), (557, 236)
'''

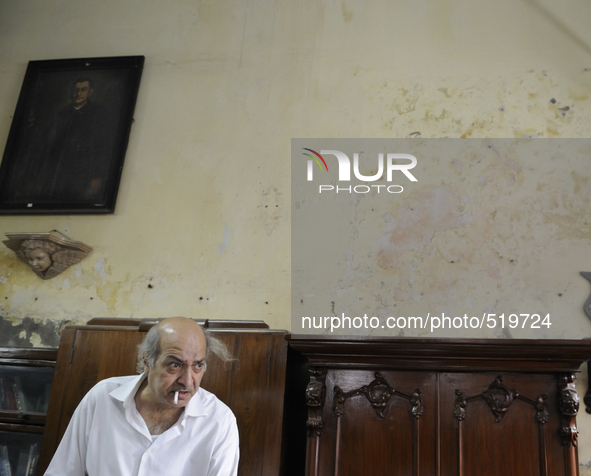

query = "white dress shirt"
(44, 374), (239, 476)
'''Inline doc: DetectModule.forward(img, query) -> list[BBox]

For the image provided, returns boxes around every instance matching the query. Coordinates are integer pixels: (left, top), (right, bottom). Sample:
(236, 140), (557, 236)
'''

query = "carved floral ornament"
(454, 376), (548, 425)
(558, 374), (580, 447)
(333, 372), (423, 419)
(3, 231), (92, 280)
(306, 378), (326, 407)
(305, 369), (327, 438)
(559, 387), (580, 417)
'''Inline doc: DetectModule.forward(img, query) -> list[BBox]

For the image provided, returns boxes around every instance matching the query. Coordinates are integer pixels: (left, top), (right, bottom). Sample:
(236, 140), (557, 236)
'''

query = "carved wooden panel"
(288, 336), (591, 476)
(314, 370), (436, 476)
(439, 372), (564, 476)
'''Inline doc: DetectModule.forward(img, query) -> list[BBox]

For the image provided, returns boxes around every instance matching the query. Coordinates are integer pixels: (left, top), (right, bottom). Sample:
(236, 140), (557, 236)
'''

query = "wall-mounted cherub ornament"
(3, 231), (92, 280)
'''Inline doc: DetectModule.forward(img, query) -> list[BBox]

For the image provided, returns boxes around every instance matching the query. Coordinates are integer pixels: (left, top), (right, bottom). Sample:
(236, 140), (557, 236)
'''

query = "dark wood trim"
(86, 317), (270, 330)
(0, 410), (45, 425)
(0, 347), (58, 367)
(458, 418), (463, 476)
(40, 328), (76, 469)
(54, 324), (287, 336)
(413, 417), (420, 476)
(539, 422), (547, 476)
(0, 422), (45, 434)
(287, 335), (591, 373)
(334, 417), (341, 476)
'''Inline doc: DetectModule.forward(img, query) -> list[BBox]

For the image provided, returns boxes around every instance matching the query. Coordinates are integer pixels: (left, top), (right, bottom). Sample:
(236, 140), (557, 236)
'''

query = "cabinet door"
(0, 429), (43, 476)
(439, 372), (565, 476)
(312, 370), (436, 476)
(0, 365), (54, 418)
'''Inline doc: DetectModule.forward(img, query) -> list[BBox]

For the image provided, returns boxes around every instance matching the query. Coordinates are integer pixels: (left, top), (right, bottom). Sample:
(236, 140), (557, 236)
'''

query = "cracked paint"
(0, 316), (73, 348)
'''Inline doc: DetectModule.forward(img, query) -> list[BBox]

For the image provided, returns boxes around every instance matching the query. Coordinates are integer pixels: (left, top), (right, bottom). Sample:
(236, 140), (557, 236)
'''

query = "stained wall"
(0, 0), (590, 469)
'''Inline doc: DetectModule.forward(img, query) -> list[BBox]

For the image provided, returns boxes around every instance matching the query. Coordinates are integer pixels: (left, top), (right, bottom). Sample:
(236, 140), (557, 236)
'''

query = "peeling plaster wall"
(293, 139), (591, 339)
(0, 0), (591, 468)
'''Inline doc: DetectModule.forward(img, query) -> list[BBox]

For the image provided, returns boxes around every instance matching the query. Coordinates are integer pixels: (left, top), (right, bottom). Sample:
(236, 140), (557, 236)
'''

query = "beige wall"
(0, 0), (590, 469)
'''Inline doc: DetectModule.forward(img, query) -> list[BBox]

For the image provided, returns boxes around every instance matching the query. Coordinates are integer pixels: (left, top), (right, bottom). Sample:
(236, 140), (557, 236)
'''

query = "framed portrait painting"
(0, 56), (144, 214)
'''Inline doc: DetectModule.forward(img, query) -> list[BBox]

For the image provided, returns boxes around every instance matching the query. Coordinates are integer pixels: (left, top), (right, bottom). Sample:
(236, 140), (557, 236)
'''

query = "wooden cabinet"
(0, 347), (57, 476)
(287, 336), (591, 476)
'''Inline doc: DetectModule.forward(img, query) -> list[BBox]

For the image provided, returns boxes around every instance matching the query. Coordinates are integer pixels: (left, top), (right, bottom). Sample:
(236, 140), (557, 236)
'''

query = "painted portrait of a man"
(41, 76), (114, 201)
(0, 56), (144, 213)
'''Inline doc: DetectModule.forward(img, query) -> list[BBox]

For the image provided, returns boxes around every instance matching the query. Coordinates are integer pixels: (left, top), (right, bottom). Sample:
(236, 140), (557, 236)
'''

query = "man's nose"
(177, 366), (192, 385)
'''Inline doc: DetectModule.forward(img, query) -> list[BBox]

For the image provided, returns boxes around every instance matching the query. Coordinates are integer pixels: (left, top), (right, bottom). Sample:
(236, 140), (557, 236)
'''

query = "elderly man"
(44, 317), (239, 475)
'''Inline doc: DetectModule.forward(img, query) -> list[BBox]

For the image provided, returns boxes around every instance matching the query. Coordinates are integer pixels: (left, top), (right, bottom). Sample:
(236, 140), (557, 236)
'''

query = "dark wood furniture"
(287, 336), (591, 476)
(0, 347), (58, 476)
(39, 319), (289, 476)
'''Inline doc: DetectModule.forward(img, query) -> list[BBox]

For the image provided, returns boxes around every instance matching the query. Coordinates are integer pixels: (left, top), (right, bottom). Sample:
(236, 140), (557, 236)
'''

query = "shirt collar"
(110, 374), (145, 404)
(109, 374), (208, 418)
(184, 388), (207, 418)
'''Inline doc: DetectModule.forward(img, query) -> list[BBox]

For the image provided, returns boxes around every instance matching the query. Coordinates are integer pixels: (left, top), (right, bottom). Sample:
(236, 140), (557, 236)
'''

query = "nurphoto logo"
(302, 148), (418, 194)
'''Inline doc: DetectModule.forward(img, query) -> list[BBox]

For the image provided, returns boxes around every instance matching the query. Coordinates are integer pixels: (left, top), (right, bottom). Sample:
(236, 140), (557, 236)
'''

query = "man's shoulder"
(96, 374), (138, 387)
(196, 387), (231, 408)
(85, 375), (139, 399)
(195, 388), (236, 420)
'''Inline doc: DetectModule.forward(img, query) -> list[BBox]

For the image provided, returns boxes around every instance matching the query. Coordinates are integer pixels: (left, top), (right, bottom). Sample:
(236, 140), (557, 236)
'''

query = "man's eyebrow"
(164, 356), (206, 364)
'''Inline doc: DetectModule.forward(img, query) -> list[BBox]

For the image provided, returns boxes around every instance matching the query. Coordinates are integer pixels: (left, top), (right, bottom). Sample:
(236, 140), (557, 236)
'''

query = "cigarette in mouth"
(174, 391), (179, 405)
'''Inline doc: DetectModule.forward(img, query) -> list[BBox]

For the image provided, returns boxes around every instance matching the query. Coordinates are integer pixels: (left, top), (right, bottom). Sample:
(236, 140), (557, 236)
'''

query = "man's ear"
(143, 357), (149, 374)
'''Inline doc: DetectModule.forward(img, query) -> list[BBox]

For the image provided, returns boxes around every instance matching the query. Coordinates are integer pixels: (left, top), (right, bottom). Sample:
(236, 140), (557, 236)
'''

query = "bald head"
(155, 317), (205, 341)
(136, 317), (235, 374)
(136, 317), (207, 373)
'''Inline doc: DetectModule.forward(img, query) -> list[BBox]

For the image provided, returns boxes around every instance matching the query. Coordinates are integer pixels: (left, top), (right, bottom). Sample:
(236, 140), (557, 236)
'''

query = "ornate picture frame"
(0, 56), (144, 214)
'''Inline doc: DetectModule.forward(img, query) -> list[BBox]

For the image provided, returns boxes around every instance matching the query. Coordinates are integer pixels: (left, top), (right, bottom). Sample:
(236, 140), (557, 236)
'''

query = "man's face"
(72, 81), (92, 107)
(144, 324), (207, 409)
(26, 248), (52, 272)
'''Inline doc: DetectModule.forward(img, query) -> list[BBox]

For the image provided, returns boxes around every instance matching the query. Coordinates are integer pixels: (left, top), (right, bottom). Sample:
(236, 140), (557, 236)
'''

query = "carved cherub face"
(19, 240), (59, 277)
(4, 234), (92, 281)
(25, 248), (52, 272)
